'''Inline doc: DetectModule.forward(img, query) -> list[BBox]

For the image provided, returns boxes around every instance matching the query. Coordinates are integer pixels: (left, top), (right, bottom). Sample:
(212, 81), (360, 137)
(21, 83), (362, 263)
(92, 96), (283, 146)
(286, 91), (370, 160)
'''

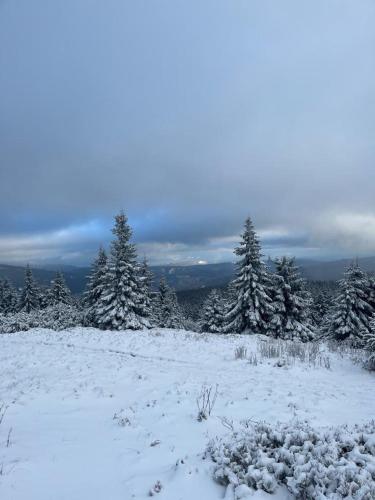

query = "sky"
(0, 0), (375, 267)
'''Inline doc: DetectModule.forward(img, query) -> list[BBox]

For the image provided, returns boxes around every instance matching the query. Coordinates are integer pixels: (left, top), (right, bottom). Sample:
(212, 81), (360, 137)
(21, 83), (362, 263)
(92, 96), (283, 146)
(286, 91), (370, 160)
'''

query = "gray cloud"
(0, 0), (375, 265)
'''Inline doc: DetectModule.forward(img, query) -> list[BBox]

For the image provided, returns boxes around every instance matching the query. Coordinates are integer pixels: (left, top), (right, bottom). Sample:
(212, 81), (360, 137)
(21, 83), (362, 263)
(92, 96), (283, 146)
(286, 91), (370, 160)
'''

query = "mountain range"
(1, 257), (375, 295)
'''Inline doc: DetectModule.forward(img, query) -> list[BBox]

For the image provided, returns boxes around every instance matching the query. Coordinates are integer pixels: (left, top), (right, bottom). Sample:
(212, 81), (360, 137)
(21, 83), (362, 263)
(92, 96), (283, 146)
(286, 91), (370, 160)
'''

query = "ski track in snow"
(0, 327), (374, 500)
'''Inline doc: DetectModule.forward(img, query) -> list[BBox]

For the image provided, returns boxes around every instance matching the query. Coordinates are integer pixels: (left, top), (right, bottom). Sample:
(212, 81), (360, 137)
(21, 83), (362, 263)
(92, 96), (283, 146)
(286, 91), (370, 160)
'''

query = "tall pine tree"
(97, 212), (150, 330)
(223, 217), (273, 334)
(19, 265), (40, 313)
(326, 262), (374, 343)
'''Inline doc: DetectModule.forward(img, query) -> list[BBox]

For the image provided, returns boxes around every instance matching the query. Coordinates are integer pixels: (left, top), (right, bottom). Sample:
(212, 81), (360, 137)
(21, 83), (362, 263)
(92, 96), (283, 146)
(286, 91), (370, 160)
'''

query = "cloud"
(0, 221), (105, 265)
(0, 0), (375, 264)
(312, 212), (375, 255)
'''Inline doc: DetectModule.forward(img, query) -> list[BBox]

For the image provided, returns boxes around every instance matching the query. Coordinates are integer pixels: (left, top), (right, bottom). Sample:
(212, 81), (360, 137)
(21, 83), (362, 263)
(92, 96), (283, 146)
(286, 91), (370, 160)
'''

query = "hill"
(1, 257), (375, 295)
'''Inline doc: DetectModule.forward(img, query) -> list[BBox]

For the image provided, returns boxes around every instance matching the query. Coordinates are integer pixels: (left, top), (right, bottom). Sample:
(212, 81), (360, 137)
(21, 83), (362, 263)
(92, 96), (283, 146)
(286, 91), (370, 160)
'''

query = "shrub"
(207, 420), (375, 499)
(0, 311), (39, 333)
(0, 304), (83, 333)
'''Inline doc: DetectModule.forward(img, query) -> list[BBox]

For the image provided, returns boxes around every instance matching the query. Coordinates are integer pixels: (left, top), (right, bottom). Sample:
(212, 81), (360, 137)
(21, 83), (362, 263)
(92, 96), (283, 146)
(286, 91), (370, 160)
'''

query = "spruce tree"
(154, 278), (185, 329)
(223, 217), (273, 334)
(271, 256), (314, 341)
(198, 289), (224, 333)
(0, 279), (18, 315)
(268, 271), (286, 336)
(97, 212), (150, 330)
(364, 315), (375, 369)
(84, 247), (108, 326)
(311, 289), (332, 326)
(2, 279), (18, 314)
(136, 258), (153, 324)
(326, 262), (374, 343)
(48, 271), (72, 306)
(19, 265), (40, 313)
(38, 288), (49, 309)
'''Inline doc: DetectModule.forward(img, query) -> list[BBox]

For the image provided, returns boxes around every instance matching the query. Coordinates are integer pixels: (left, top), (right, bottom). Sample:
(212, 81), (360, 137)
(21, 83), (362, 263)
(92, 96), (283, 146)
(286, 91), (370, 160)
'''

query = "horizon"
(1, 1), (375, 266)
(1, 250), (375, 271)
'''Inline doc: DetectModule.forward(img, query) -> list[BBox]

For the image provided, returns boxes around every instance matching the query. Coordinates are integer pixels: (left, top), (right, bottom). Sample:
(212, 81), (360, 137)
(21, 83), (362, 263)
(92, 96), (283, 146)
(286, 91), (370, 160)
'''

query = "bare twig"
(196, 384), (218, 421)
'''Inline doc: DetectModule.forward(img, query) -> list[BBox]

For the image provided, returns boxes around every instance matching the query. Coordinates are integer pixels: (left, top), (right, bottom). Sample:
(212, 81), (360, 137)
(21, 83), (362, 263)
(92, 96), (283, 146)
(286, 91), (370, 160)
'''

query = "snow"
(1, 328), (375, 499)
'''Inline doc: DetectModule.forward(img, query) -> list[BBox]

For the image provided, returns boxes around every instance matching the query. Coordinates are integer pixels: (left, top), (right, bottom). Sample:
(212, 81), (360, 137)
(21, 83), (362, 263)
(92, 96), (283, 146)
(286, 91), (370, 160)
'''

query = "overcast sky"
(0, 0), (375, 266)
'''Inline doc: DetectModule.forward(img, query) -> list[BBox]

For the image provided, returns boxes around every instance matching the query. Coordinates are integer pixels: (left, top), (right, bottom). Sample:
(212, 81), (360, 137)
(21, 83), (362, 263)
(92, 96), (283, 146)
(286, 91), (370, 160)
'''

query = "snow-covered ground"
(0, 328), (374, 499)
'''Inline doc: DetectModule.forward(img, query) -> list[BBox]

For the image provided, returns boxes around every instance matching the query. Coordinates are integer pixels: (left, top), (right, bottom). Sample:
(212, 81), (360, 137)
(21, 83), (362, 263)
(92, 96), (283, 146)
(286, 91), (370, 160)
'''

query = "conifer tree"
(0, 280), (4, 313)
(364, 315), (375, 369)
(3, 279), (18, 314)
(223, 217), (273, 334)
(38, 288), (49, 309)
(48, 271), (73, 306)
(271, 256), (314, 340)
(198, 289), (224, 333)
(84, 247), (108, 326)
(136, 258), (153, 324)
(0, 279), (18, 314)
(326, 262), (374, 343)
(19, 265), (40, 313)
(154, 278), (185, 329)
(268, 271), (286, 336)
(311, 289), (332, 326)
(97, 212), (150, 330)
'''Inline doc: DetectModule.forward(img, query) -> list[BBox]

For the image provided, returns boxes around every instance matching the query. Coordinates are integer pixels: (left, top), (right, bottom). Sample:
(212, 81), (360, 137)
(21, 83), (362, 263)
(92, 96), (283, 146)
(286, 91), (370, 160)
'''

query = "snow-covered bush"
(0, 304), (83, 333)
(37, 304), (83, 331)
(0, 311), (39, 333)
(207, 420), (375, 499)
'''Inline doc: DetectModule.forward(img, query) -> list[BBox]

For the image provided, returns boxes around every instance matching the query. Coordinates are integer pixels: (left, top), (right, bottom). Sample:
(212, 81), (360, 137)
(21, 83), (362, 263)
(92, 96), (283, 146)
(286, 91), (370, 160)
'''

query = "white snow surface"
(0, 327), (374, 499)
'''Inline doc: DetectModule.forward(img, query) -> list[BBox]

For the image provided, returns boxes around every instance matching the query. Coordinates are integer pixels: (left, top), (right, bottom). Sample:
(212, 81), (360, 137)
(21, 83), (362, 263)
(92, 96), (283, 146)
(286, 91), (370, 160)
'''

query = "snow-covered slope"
(0, 328), (374, 499)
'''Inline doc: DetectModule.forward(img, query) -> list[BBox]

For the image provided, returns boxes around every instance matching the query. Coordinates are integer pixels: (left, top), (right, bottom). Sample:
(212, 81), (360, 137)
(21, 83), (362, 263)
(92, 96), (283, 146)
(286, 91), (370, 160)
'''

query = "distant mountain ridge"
(1, 257), (375, 294)
(0, 263), (90, 294)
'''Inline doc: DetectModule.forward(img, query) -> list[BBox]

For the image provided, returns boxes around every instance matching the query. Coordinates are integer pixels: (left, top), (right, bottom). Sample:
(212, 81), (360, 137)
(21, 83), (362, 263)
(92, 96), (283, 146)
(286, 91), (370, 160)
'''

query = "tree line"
(1, 212), (375, 356)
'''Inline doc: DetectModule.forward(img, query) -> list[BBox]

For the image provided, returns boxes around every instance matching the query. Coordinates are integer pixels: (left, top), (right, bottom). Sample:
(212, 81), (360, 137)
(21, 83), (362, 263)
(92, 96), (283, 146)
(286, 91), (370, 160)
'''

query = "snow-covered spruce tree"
(18, 265), (40, 313)
(96, 212), (150, 330)
(311, 289), (332, 326)
(267, 271), (286, 337)
(38, 287), (50, 309)
(154, 278), (185, 329)
(199, 289), (224, 333)
(223, 217), (274, 334)
(326, 262), (374, 344)
(48, 271), (72, 306)
(270, 256), (314, 341)
(364, 315), (375, 370)
(0, 279), (18, 314)
(368, 274), (375, 311)
(83, 246), (108, 326)
(136, 258), (154, 325)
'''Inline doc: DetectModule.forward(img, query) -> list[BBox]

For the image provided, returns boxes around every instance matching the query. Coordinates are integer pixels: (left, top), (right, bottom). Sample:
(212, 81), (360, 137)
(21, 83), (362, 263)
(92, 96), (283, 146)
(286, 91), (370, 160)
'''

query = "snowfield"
(1, 328), (375, 499)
